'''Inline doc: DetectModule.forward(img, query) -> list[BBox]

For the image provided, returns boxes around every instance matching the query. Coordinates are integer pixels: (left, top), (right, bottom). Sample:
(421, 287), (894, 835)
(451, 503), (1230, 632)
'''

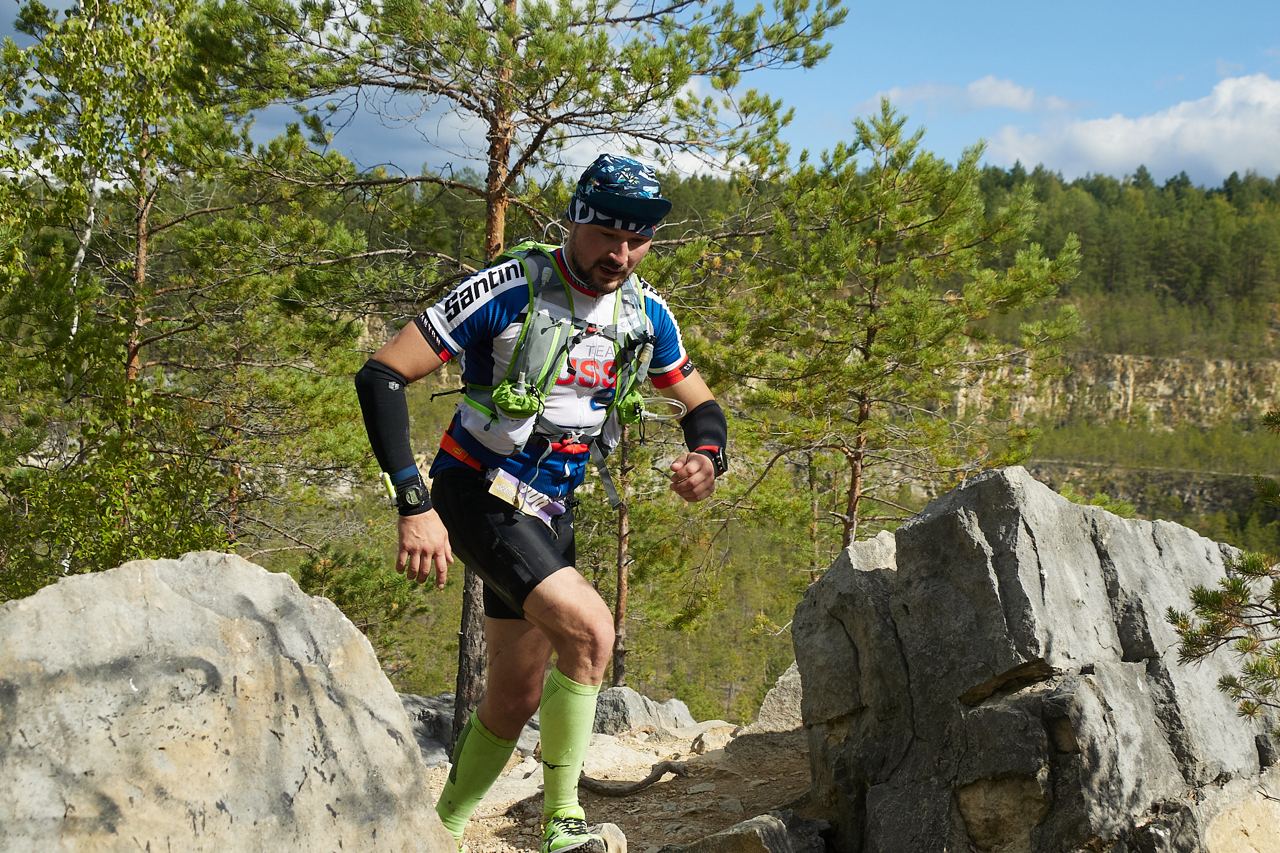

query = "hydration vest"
(461, 241), (656, 456)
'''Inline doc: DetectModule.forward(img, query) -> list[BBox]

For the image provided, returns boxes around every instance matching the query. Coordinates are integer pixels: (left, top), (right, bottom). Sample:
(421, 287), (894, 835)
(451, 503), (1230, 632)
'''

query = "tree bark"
(841, 401), (871, 547)
(451, 567), (488, 752)
(807, 450), (820, 582)
(612, 427), (631, 686)
(481, 0), (515, 261)
(454, 0), (515, 738)
(843, 447), (862, 548)
(123, 127), (153, 537)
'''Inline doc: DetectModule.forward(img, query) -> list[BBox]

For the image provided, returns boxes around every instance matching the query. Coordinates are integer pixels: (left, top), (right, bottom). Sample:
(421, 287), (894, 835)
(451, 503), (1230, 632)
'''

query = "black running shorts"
(430, 468), (577, 619)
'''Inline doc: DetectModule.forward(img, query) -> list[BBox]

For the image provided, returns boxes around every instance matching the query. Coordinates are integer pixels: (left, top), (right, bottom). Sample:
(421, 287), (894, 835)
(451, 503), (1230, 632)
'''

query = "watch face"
(401, 484), (425, 507)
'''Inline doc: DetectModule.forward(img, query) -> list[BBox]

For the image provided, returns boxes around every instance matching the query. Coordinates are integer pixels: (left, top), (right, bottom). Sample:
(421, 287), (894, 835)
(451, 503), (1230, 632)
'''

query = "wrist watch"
(382, 473), (431, 516)
(398, 482), (427, 511)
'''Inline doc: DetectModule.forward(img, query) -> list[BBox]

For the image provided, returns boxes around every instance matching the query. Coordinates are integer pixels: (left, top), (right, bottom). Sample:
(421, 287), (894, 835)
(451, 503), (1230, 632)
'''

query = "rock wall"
(0, 552), (455, 852)
(955, 352), (1280, 427)
(794, 467), (1279, 852)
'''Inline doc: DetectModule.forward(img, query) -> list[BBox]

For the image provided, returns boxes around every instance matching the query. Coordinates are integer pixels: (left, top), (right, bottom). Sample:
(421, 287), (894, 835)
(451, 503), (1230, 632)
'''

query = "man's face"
(565, 222), (653, 292)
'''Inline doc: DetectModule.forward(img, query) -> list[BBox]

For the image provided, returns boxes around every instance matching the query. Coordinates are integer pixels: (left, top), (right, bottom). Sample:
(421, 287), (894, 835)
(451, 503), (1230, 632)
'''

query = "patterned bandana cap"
(566, 154), (673, 237)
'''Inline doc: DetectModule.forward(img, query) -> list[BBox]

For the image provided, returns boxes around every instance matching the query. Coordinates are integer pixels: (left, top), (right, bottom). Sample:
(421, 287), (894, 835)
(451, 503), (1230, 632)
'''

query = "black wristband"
(693, 446), (728, 478)
(681, 400), (728, 477)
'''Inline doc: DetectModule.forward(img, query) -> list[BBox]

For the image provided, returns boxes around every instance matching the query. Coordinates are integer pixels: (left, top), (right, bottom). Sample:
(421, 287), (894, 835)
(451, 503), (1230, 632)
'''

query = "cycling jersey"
(414, 247), (692, 499)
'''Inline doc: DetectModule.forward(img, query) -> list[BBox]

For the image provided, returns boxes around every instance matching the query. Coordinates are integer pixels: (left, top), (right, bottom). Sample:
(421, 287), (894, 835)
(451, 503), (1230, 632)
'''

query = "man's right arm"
(356, 259), (530, 586)
(354, 323), (453, 588)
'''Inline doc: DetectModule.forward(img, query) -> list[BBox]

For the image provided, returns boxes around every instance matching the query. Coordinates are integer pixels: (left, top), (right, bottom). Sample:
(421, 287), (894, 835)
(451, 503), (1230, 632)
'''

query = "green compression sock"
(538, 667), (601, 817)
(435, 711), (517, 842)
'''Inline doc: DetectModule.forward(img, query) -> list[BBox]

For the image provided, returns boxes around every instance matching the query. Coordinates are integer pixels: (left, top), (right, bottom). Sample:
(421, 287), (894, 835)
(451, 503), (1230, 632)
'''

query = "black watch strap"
(387, 474), (432, 516)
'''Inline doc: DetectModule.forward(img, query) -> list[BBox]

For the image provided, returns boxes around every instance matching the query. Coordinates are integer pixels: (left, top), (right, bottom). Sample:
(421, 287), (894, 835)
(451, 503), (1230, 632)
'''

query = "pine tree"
(710, 102), (1081, 549)
(1168, 410), (1280, 733)
(220, 0), (847, 723)
(0, 1), (377, 597)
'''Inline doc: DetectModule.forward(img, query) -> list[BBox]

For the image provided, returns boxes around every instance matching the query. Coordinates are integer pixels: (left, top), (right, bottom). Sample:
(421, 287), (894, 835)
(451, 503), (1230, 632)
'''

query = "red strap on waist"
(440, 432), (483, 471)
(549, 440), (591, 455)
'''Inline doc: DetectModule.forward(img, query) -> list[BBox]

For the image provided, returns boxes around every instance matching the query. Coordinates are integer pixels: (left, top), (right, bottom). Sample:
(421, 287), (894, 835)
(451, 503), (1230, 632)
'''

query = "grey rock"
(793, 530), (911, 826)
(690, 723), (738, 754)
(794, 467), (1270, 853)
(400, 693), (540, 765)
(660, 814), (794, 852)
(595, 685), (695, 736)
(0, 551), (455, 851)
(400, 692), (455, 766)
(768, 809), (830, 853)
(743, 662), (802, 735)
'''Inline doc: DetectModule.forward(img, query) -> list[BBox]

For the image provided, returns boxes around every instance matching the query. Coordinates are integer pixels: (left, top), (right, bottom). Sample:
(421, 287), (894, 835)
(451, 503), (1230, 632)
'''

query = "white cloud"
(862, 76), (1048, 113)
(860, 82), (954, 111)
(966, 76), (1036, 111)
(1216, 58), (1245, 77)
(988, 74), (1280, 183)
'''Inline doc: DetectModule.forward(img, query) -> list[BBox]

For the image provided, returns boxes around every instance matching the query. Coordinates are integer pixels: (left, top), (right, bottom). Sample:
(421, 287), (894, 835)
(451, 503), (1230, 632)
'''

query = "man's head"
(563, 155), (671, 292)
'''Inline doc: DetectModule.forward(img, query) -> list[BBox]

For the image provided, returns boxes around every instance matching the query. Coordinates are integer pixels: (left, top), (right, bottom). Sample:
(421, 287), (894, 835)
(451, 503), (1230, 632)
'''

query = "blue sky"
(765, 0), (1280, 185)
(6, 1), (1279, 185)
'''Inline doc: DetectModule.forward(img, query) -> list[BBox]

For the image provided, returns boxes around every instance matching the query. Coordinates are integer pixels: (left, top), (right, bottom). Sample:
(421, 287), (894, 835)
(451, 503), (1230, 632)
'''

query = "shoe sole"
(545, 842), (606, 853)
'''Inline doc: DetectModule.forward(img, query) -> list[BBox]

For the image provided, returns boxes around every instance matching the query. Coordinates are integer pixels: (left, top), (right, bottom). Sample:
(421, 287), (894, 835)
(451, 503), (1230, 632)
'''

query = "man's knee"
(577, 606), (615, 673)
(487, 684), (542, 724)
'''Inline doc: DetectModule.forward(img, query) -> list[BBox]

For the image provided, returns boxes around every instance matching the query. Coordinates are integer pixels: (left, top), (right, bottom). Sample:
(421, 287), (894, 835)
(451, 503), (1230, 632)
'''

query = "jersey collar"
(554, 247), (603, 298)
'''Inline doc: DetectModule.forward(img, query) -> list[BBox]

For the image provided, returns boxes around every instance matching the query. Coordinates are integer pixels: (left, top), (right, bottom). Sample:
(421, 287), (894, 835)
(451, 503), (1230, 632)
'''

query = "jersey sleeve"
(414, 257), (529, 361)
(643, 285), (694, 389)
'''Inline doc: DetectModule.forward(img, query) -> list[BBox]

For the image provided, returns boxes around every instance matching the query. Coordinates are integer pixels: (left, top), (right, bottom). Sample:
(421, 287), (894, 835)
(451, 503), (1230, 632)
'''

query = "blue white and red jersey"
(414, 247), (693, 498)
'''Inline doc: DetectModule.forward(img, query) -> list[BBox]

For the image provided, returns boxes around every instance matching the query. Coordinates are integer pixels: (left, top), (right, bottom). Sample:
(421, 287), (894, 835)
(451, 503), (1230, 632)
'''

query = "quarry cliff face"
(957, 352), (1280, 427)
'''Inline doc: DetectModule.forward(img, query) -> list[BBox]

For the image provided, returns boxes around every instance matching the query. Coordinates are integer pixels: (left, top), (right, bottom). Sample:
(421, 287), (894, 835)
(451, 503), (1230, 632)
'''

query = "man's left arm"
(659, 371), (727, 503)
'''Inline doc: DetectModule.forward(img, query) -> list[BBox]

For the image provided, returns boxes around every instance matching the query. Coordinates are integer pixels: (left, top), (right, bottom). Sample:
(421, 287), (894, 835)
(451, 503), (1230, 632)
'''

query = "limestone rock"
(401, 692), (455, 766)
(742, 663), (802, 735)
(689, 722), (739, 755)
(0, 552), (455, 851)
(595, 686), (695, 736)
(794, 467), (1272, 852)
(956, 351), (1280, 428)
(401, 693), (540, 765)
(659, 813), (793, 852)
(1204, 779), (1280, 852)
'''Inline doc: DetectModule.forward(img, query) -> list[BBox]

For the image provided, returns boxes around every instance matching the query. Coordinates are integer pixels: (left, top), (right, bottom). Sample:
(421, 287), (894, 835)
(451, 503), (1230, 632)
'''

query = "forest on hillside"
(982, 163), (1280, 358)
(2, 0), (1277, 721)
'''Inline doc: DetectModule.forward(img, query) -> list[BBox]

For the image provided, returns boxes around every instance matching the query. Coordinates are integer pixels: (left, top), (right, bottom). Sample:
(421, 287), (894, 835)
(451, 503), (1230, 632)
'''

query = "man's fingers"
(434, 550), (449, 589)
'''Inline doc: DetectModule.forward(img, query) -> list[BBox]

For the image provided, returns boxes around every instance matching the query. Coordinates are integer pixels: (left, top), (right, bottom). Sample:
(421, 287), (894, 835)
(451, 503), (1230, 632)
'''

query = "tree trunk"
(807, 450), (820, 582)
(127, 129), (151, 386)
(844, 450), (865, 545)
(123, 129), (153, 537)
(480, 0), (515, 262)
(228, 461), (241, 544)
(842, 432), (868, 548)
(450, 567), (488, 752)
(454, 5), (515, 737)
(612, 426), (630, 686)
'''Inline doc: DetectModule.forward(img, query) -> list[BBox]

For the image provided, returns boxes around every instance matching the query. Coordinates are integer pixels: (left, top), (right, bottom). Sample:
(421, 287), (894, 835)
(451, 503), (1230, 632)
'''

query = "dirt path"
(426, 728), (813, 852)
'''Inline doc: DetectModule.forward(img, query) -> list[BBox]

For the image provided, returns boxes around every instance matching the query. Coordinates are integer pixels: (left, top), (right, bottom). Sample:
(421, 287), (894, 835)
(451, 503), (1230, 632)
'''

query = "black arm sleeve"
(680, 399), (728, 476)
(354, 358), (419, 484)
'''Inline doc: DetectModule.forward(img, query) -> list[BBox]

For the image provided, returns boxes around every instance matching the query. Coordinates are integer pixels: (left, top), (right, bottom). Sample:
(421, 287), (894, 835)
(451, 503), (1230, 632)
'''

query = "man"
(354, 154), (729, 852)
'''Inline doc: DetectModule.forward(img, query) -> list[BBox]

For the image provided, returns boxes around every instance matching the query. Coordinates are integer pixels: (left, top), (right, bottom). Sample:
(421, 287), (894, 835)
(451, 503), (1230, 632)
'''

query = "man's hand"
(397, 510), (454, 588)
(669, 452), (716, 502)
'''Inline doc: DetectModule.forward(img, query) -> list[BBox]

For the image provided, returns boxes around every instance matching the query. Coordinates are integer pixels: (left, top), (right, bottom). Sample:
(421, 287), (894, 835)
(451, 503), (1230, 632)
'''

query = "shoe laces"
(548, 814), (590, 837)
